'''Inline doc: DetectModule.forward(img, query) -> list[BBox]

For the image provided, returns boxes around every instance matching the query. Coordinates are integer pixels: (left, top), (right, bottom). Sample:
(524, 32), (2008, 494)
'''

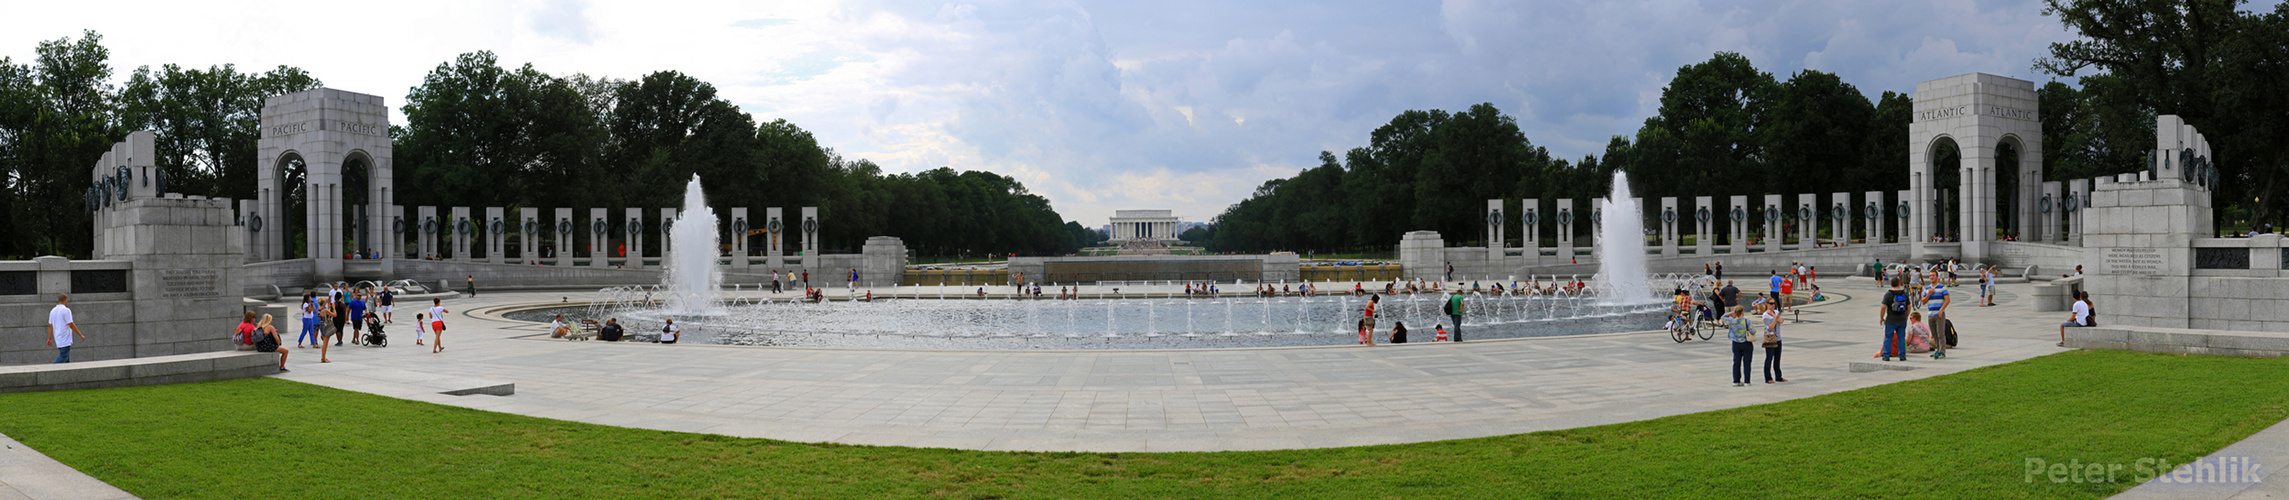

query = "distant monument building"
(1109, 210), (1181, 244)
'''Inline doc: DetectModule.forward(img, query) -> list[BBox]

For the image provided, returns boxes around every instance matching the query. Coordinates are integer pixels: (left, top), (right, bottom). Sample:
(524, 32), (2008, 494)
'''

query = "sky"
(5, 0), (2277, 225)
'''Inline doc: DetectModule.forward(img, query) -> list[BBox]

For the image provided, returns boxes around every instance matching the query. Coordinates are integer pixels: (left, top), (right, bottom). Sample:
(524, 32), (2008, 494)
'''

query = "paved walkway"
(273, 277), (2074, 452)
(0, 433), (135, 500)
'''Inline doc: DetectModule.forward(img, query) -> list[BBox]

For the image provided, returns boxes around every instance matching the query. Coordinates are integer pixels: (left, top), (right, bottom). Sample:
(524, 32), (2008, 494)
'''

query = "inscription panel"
(2102, 248), (2165, 276)
(160, 268), (221, 298)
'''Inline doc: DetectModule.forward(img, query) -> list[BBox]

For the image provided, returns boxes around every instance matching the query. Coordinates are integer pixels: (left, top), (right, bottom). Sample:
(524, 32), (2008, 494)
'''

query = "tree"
(117, 63), (321, 201)
(8, 31), (118, 257)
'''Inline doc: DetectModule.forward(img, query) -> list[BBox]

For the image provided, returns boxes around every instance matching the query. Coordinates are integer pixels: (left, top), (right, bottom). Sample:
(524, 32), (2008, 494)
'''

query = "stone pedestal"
(732, 207), (751, 272)
(1555, 199), (1575, 262)
(1659, 197), (1678, 256)
(1728, 196), (1748, 256)
(451, 207), (471, 262)
(518, 207), (541, 264)
(1830, 192), (1851, 246)
(800, 207), (820, 272)
(2067, 179), (2090, 245)
(1485, 199), (1505, 266)
(553, 208), (574, 267)
(589, 208), (608, 268)
(2084, 178), (2211, 329)
(1520, 198), (1539, 266)
(1694, 197), (1712, 256)
(418, 206), (438, 260)
(624, 207), (645, 270)
(1398, 231), (1445, 280)
(1865, 191), (1886, 244)
(766, 207), (785, 271)
(659, 208), (677, 257)
(93, 196), (248, 358)
(1797, 194), (1816, 248)
(860, 236), (908, 287)
(2039, 181), (2062, 243)
(486, 207), (505, 264)
(1763, 195), (1783, 253)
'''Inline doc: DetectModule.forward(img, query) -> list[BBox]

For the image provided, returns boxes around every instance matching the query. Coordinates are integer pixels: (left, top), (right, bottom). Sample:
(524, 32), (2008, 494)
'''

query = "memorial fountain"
(662, 175), (725, 316)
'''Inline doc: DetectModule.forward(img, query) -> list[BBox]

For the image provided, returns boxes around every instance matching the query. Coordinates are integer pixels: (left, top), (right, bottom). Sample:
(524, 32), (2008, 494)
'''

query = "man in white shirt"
(2059, 290), (2091, 347)
(48, 294), (84, 363)
(660, 319), (680, 344)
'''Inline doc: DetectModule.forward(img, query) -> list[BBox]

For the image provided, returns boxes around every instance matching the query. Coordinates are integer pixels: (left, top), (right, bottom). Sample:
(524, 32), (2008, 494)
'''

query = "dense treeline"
(1205, 1), (2289, 253)
(395, 51), (1098, 256)
(0, 32), (1097, 259)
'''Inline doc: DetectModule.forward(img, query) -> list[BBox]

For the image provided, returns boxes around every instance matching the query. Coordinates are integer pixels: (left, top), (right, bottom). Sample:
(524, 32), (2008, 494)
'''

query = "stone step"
(1846, 360), (1925, 373)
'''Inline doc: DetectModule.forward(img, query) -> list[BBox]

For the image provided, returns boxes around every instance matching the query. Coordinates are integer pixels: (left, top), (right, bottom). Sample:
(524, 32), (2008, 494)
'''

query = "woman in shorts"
(255, 314), (289, 372)
(429, 298), (448, 353)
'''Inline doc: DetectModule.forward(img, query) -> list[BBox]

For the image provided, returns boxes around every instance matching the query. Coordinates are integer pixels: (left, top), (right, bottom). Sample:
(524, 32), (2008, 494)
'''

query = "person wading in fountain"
(1358, 295), (1379, 346)
(1445, 289), (1466, 342)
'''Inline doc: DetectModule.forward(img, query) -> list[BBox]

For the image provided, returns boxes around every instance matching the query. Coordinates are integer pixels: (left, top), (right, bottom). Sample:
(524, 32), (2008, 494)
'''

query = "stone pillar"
(485, 207), (505, 264)
(239, 200), (260, 262)
(1863, 191), (1884, 245)
(519, 207), (540, 265)
(1694, 196), (1712, 256)
(2068, 179), (2091, 245)
(659, 208), (677, 257)
(625, 207), (646, 270)
(391, 205), (406, 260)
(1898, 190), (1913, 244)
(1797, 193), (1817, 248)
(449, 207), (469, 262)
(1555, 198), (1575, 262)
(2039, 181), (2062, 244)
(1830, 192), (1851, 246)
(554, 208), (574, 266)
(766, 207), (785, 270)
(1486, 199), (1505, 269)
(1520, 198), (1539, 266)
(1763, 195), (1783, 253)
(1910, 168), (1929, 254)
(731, 207), (751, 272)
(310, 170), (341, 281)
(800, 207), (820, 271)
(1660, 197), (1678, 256)
(589, 208), (609, 268)
(1728, 196), (1748, 256)
(1398, 231), (1446, 280)
(417, 206), (438, 260)
(2084, 178), (2211, 328)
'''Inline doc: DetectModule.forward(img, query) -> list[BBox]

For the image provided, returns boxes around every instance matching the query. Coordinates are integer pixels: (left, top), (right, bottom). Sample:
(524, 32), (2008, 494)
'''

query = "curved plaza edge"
(272, 278), (2066, 452)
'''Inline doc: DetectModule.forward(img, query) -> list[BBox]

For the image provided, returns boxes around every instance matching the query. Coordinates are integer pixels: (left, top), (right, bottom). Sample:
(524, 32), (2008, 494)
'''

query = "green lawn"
(0, 350), (2282, 498)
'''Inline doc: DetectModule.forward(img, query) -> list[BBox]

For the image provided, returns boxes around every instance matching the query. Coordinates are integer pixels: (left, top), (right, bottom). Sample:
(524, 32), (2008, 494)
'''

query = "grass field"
(0, 349), (2282, 498)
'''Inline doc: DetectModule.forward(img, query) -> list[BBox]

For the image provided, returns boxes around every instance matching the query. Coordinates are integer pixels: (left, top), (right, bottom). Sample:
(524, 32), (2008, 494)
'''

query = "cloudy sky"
(6, 0), (2277, 225)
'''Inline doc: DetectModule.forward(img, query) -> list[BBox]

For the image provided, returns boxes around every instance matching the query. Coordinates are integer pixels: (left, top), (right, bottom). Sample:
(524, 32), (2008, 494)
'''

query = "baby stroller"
(363, 313), (388, 347)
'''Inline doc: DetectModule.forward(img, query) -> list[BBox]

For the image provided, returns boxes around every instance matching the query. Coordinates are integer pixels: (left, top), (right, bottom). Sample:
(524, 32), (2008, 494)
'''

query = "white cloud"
(0, 0), (2089, 226)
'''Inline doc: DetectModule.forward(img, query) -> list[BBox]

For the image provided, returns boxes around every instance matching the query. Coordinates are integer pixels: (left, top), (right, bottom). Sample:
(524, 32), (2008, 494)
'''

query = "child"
(414, 312), (428, 346)
(1435, 324), (1449, 342)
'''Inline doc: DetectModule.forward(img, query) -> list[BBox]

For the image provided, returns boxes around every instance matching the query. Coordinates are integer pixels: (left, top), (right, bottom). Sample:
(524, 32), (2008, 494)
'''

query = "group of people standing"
(239, 284), (446, 371)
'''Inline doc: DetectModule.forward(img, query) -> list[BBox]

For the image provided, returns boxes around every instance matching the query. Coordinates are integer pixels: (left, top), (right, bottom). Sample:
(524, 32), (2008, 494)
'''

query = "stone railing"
(2189, 234), (2287, 277)
(2067, 325), (2289, 358)
(0, 351), (278, 393)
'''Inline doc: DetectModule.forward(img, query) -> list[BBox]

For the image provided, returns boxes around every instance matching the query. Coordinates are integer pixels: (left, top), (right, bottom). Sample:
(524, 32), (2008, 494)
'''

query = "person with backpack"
(235, 311), (259, 350)
(1879, 278), (1912, 361)
(1444, 290), (1466, 342)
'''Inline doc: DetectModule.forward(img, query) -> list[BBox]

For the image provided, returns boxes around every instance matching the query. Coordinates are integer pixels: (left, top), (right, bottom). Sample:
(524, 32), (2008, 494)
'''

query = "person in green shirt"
(1444, 290), (1466, 342)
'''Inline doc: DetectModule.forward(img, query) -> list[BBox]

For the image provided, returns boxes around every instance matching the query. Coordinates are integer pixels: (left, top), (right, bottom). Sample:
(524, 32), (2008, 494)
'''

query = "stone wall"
(1011, 253), (1300, 284)
(2083, 178), (2211, 329)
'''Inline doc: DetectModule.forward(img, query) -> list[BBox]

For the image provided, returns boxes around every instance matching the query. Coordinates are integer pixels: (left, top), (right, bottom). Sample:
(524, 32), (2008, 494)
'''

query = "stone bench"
(0, 351), (279, 393)
(2067, 325), (2289, 358)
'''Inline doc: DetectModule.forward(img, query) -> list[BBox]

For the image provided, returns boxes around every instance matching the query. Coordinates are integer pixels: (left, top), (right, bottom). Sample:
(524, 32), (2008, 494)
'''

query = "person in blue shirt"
(1767, 271), (1784, 306)
(1924, 271), (1951, 359)
(347, 291), (368, 344)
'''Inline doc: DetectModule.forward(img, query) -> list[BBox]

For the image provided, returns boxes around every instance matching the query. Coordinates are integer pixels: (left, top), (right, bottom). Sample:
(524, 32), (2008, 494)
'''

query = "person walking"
(771, 270), (783, 294)
(47, 294), (83, 363)
(347, 291), (368, 345)
(428, 298), (448, 353)
(1445, 289), (1466, 342)
(1924, 271), (1952, 359)
(1879, 278), (1912, 361)
(254, 313), (289, 371)
(801, 270), (810, 291)
(1714, 262), (1724, 281)
(1761, 302), (1785, 383)
(1766, 270), (1784, 308)
(1720, 280), (1740, 311)
(1725, 306), (1755, 387)
(465, 275), (477, 297)
(297, 295), (319, 348)
(316, 296), (338, 363)
(1359, 295), (1379, 346)
(1445, 263), (1454, 282)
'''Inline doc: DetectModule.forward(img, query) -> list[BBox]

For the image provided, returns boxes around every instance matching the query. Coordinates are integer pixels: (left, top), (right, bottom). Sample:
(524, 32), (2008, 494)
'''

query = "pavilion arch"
(254, 89), (396, 282)
(1907, 73), (2043, 260)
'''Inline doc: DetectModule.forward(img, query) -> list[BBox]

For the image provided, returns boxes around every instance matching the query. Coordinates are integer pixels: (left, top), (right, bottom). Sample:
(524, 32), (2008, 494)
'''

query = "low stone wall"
(1009, 254), (1300, 284)
(0, 351), (279, 393)
(1514, 244), (1916, 279)
(2067, 326), (2289, 358)
(1985, 242), (2087, 277)
(2031, 276), (2084, 312)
